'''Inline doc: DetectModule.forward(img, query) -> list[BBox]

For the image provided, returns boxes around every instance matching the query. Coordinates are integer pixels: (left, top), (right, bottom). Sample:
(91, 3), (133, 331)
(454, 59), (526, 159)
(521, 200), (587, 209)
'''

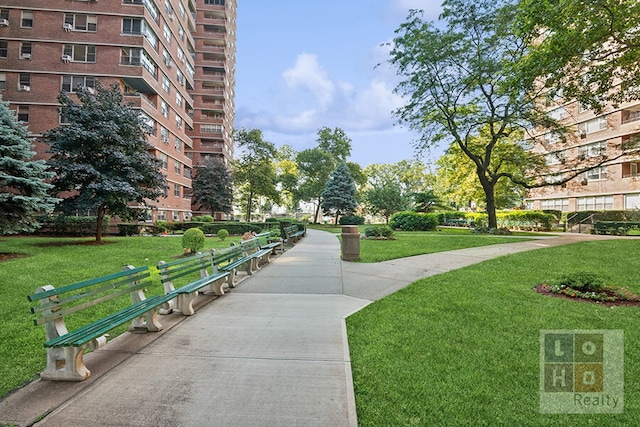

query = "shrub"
(547, 272), (607, 293)
(155, 221), (168, 233)
(217, 228), (229, 241)
(496, 210), (556, 231)
(472, 227), (512, 235)
(365, 225), (395, 238)
(191, 215), (214, 223)
(182, 228), (205, 253)
(339, 215), (365, 225)
(389, 211), (438, 231)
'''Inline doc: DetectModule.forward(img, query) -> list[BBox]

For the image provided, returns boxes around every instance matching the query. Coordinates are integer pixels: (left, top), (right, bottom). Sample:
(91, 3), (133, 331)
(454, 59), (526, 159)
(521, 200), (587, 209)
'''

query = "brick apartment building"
(0, 0), (236, 222)
(526, 96), (640, 215)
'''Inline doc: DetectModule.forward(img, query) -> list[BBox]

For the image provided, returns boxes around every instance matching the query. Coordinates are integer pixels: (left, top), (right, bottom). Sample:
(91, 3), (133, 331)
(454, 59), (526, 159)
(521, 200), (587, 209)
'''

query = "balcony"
(622, 162), (640, 178)
(622, 108), (640, 125)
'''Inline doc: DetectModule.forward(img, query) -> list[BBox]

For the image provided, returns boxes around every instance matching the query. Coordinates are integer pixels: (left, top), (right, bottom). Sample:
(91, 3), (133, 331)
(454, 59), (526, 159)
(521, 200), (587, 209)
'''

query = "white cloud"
(282, 53), (335, 109)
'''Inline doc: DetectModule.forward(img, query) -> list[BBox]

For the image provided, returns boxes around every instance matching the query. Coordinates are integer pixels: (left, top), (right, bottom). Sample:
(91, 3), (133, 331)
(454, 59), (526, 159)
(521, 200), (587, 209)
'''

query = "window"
(201, 124), (222, 133)
(21, 11), (33, 28)
(20, 42), (32, 59)
(540, 198), (569, 211)
(163, 23), (171, 44)
(0, 40), (7, 58)
(544, 132), (560, 145)
(548, 106), (567, 121)
(0, 73), (6, 90)
(579, 117), (608, 135)
(176, 69), (184, 86)
(175, 115), (182, 129)
(578, 141), (607, 159)
(63, 44), (96, 63)
(18, 74), (30, 91)
(162, 48), (171, 67)
(173, 184), (180, 198)
(0, 9), (8, 21)
(577, 196), (613, 211)
(174, 138), (182, 152)
(17, 106), (29, 122)
(162, 74), (170, 93)
(174, 161), (181, 174)
(159, 153), (168, 169)
(64, 14), (97, 32)
(585, 166), (608, 181)
(178, 2), (186, 18)
(161, 101), (169, 118)
(545, 151), (565, 166)
(176, 93), (182, 108)
(62, 75), (95, 92)
(625, 194), (640, 210)
(160, 126), (169, 142)
(121, 47), (141, 65)
(122, 18), (143, 34)
(204, 0), (226, 5)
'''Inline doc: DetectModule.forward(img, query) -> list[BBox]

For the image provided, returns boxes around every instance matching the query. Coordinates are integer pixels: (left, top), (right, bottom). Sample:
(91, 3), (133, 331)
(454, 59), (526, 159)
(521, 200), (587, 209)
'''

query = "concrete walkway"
(0, 229), (613, 426)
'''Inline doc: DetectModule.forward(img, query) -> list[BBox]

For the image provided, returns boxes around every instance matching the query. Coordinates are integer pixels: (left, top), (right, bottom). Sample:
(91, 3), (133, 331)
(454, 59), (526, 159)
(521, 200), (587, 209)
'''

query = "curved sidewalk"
(0, 229), (608, 426)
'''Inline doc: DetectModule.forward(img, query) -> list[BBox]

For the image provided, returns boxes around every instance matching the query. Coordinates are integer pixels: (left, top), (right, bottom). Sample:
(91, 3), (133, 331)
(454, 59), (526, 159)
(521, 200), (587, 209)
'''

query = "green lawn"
(347, 240), (640, 426)
(0, 235), (242, 398)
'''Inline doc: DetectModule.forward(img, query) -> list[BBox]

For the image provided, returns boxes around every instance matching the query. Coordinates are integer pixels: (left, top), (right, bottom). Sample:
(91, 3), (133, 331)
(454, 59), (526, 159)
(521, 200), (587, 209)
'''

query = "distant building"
(526, 96), (640, 214)
(0, 0), (236, 222)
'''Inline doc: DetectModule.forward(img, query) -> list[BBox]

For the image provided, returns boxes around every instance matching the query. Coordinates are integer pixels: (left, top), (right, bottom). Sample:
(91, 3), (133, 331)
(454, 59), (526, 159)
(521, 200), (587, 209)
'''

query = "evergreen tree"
(44, 83), (167, 241)
(321, 163), (358, 225)
(192, 159), (233, 216)
(0, 98), (57, 234)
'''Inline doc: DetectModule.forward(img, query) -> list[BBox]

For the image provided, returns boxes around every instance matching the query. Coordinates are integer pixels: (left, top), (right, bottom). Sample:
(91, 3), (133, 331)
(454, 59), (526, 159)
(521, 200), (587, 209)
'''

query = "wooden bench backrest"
(212, 245), (245, 267)
(241, 237), (261, 254)
(157, 252), (212, 289)
(27, 266), (152, 326)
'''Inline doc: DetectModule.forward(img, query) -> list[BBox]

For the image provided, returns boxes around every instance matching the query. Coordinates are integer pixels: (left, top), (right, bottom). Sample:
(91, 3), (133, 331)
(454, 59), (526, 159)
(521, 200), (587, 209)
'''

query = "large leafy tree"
(191, 159), (233, 216)
(45, 83), (166, 241)
(275, 145), (300, 214)
(389, 1), (573, 228)
(0, 98), (57, 234)
(515, 0), (640, 113)
(233, 128), (280, 222)
(365, 184), (410, 224)
(321, 162), (358, 225)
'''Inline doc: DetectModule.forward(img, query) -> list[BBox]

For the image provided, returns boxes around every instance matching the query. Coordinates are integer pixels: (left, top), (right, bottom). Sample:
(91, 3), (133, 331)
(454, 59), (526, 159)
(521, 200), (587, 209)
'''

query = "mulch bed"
(534, 284), (640, 307)
(0, 253), (29, 262)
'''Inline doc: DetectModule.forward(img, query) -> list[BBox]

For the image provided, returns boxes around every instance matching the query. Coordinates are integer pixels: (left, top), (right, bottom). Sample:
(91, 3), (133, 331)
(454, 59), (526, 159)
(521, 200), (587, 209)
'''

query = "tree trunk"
(478, 173), (498, 228)
(314, 197), (322, 223)
(245, 192), (254, 222)
(96, 205), (104, 242)
(334, 213), (339, 225)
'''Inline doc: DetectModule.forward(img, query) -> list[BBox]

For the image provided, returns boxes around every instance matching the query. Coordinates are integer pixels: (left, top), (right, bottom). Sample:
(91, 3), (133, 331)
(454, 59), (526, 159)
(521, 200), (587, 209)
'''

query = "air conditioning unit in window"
(62, 54), (72, 63)
(579, 130), (587, 139)
(63, 23), (73, 31)
(18, 85), (30, 92)
(0, 19), (9, 27)
(167, 61), (173, 69)
(21, 53), (31, 60)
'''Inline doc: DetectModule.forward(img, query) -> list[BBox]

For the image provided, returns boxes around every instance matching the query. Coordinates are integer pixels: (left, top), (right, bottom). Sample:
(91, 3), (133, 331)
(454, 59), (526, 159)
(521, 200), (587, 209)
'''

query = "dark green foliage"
(364, 184), (410, 223)
(472, 227), (512, 235)
(339, 215), (365, 225)
(0, 97), (57, 234)
(191, 215), (214, 223)
(182, 228), (205, 252)
(547, 272), (607, 293)
(321, 162), (358, 225)
(35, 215), (110, 236)
(389, 211), (438, 231)
(496, 210), (556, 231)
(191, 159), (233, 216)
(364, 225), (394, 238)
(44, 83), (166, 241)
(412, 190), (441, 212)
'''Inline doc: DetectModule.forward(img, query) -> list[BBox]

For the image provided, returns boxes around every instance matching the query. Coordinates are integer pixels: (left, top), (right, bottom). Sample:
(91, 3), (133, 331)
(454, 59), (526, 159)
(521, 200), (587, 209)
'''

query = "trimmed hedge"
(339, 215), (365, 225)
(33, 215), (110, 236)
(496, 211), (556, 231)
(389, 211), (439, 231)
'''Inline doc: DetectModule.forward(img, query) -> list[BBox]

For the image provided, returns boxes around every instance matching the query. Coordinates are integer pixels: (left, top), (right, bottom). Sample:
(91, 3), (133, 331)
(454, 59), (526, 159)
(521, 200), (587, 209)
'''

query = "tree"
(191, 159), (233, 216)
(389, 2), (566, 228)
(45, 83), (166, 241)
(412, 190), (442, 213)
(321, 163), (358, 225)
(233, 128), (280, 222)
(295, 148), (335, 223)
(515, 0), (640, 114)
(365, 184), (410, 223)
(275, 145), (300, 214)
(316, 126), (352, 163)
(0, 98), (57, 234)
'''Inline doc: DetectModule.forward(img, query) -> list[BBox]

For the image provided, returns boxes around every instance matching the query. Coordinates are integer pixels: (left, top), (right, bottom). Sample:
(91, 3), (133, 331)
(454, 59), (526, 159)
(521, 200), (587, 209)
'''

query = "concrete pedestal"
(341, 225), (360, 261)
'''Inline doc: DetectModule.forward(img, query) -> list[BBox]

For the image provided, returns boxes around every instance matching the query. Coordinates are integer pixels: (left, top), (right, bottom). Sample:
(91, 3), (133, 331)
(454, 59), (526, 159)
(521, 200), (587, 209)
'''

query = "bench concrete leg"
(227, 269), (238, 287)
(176, 292), (197, 316)
(207, 277), (228, 296)
(41, 339), (104, 381)
(129, 309), (163, 332)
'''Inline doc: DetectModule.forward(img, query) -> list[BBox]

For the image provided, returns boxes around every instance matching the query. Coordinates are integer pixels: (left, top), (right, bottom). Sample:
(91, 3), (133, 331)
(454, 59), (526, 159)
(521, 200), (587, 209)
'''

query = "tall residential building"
(526, 96), (640, 215)
(0, 0), (237, 222)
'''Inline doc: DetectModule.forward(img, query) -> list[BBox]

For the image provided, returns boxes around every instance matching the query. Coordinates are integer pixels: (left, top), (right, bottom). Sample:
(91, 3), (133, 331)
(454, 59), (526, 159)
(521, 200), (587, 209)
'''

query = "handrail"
(578, 214), (596, 234)
(565, 213), (579, 233)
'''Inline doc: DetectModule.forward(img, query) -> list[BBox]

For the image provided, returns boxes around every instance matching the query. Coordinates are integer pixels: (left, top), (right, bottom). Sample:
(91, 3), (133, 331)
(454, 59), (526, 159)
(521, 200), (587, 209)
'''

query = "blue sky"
(234, 0), (444, 167)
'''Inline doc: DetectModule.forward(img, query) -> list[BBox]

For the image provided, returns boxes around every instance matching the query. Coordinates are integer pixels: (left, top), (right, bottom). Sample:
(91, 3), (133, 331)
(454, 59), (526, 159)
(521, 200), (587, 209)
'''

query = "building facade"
(0, 0), (236, 222)
(526, 96), (640, 214)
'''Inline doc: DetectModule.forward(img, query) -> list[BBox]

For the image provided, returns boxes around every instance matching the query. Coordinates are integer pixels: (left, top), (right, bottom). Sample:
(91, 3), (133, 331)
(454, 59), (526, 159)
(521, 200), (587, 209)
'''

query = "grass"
(0, 235), (241, 398)
(347, 240), (640, 426)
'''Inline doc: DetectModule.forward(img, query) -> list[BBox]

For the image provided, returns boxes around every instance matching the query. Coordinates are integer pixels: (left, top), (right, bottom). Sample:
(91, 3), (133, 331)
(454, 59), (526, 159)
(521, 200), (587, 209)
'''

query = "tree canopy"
(321, 162), (358, 225)
(0, 98), (57, 234)
(191, 159), (233, 216)
(45, 83), (166, 241)
(233, 128), (280, 222)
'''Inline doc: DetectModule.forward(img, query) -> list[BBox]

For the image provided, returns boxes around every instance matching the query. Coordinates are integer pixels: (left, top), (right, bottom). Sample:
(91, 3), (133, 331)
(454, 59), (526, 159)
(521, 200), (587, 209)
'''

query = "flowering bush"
(540, 272), (640, 303)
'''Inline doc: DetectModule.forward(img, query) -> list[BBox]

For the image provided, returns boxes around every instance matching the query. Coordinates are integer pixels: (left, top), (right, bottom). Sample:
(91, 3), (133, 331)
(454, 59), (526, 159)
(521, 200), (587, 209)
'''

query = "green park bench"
(27, 266), (172, 381)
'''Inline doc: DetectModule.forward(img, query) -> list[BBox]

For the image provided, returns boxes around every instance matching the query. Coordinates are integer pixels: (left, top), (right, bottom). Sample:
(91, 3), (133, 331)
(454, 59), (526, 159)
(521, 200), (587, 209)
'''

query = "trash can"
(341, 225), (360, 261)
